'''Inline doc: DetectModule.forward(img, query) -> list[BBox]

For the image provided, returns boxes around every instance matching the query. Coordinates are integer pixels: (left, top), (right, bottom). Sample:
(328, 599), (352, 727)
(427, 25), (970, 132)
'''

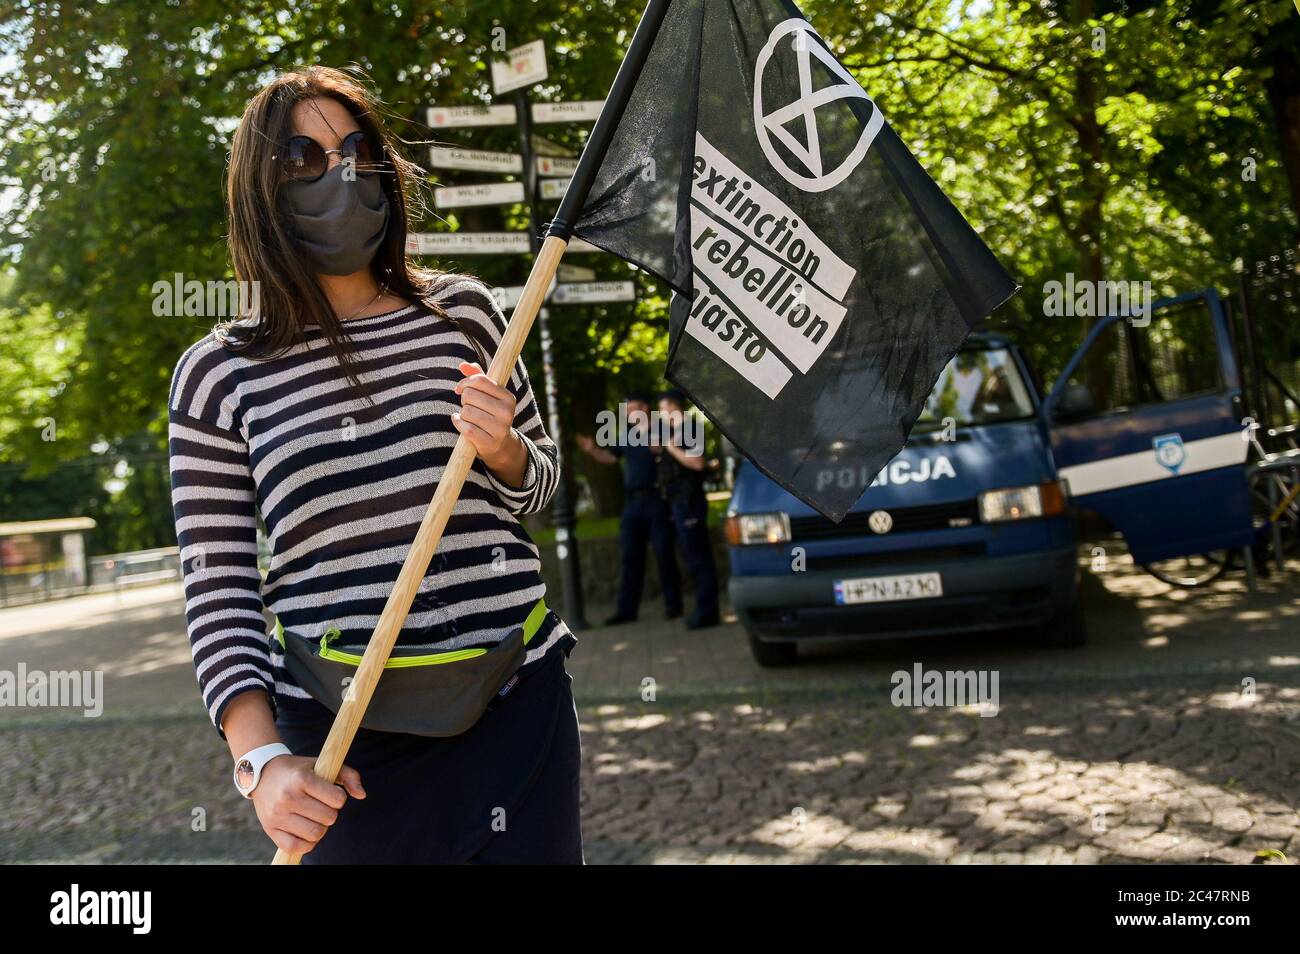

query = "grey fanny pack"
(274, 599), (548, 737)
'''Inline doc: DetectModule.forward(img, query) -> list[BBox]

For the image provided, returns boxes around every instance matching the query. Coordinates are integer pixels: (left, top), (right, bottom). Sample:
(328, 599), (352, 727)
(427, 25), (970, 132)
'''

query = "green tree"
(808, 0), (1297, 382)
(0, 0), (668, 531)
(2, 0), (1296, 538)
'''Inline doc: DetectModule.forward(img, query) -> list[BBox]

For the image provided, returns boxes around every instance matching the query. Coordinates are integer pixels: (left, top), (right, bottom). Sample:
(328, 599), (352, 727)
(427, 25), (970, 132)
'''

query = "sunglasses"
(274, 130), (385, 182)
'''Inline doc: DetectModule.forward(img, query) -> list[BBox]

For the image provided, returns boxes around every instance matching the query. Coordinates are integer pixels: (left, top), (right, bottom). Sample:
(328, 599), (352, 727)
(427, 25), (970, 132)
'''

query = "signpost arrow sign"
(564, 237), (604, 254)
(532, 100), (606, 124)
(406, 233), (604, 257)
(489, 285), (527, 310)
(539, 177), (571, 201)
(434, 181), (526, 209)
(490, 274), (560, 311)
(406, 232), (531, 256)
(531, 133), (575, 157)
(491, 39), (548, 95)
(426, 104), (517, 128)
(556, 263), (596, 282)
(551, 280), (636, 305)
(537, 155), (579, 177)
(428, 146), (523, 173)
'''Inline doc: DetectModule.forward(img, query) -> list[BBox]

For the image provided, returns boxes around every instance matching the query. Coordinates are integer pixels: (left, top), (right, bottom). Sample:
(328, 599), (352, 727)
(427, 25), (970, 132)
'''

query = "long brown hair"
(218, 65), (456, 390)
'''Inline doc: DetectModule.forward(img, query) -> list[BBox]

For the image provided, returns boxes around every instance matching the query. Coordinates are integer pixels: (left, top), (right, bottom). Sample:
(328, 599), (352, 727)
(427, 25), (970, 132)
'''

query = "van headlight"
(724, 512), (791, 545)
(978, 482), (1065, 523)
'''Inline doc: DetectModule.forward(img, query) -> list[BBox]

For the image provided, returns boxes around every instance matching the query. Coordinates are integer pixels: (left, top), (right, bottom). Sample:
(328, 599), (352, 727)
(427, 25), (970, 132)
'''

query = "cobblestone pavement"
(576, 678), (1300, 863)
(1, 552), (1297, 864)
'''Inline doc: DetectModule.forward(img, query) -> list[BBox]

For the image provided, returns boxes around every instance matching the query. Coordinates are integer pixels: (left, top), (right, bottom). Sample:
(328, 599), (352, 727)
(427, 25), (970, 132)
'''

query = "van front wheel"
(748, 631), (798, 667)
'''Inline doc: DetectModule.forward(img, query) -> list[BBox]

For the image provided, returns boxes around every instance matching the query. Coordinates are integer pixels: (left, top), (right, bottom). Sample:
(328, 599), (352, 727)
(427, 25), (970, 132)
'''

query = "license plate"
(833, 572), (943, 605)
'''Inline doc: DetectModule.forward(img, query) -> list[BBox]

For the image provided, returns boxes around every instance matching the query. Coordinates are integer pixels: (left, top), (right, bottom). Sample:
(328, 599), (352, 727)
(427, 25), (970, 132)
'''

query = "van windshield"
(913, 347), (1036, 430)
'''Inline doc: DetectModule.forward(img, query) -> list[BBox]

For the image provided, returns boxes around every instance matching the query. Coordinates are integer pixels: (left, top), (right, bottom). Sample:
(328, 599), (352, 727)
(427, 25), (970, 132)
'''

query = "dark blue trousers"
(616, 490), (682, 618)
(671, 490), (719, 618)
(276, 643), (583, 864)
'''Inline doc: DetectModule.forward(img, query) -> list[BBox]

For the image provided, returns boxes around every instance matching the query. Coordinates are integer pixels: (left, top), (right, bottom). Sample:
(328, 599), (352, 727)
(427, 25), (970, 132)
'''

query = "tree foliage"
(0, 0), (1295, 539)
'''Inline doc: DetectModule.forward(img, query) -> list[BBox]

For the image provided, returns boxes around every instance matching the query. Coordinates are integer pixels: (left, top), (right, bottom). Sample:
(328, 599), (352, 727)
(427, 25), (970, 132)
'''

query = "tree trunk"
(1266, 44), (1300, 240)
(1074, 0), (1114, 401)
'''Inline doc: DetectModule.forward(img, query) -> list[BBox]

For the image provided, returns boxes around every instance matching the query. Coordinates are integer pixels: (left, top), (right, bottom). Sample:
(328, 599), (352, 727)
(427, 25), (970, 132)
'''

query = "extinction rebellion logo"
(681, 19), (881, 400)
(753, 19), (883, 193)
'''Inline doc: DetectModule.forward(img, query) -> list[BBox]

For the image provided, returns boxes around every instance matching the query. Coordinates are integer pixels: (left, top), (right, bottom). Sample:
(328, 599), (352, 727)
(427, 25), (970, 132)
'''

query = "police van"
(725, 289), (1252, 665)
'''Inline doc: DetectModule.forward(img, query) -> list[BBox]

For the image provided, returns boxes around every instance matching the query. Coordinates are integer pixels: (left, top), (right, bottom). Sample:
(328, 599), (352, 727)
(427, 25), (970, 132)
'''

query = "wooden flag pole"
(270, 0), (673, 866)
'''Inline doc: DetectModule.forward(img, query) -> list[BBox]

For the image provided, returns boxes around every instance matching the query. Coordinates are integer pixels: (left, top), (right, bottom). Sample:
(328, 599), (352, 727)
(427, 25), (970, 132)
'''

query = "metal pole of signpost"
(516, 87), (589, 630)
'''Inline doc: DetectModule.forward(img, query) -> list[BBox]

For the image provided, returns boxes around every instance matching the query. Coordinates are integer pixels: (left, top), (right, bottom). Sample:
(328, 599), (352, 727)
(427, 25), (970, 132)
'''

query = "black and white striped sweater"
(167, 278), (571, 734)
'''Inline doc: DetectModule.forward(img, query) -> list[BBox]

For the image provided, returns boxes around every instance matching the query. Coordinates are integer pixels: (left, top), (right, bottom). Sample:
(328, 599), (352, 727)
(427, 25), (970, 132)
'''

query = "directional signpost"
(434, 181), (526, 209)
(405, 232), (530, 256)
(409, 41), (648, 632)
(551, 280), (636, 305)
(490, 39), (548, 94)
(426, 104), (517, 128)
(505, 41), (588, 630)
(556, 263), (596, 282)
(564, 237), (604, 254)
(536, 155), (579, 178)
(488, 286), (526, 311)
(428, 146), (523, 173)
(539, 177), (571, 201)
(532, 100), (604, 124)
(530, 133), (574, 158)
(490, 280), (633, 310)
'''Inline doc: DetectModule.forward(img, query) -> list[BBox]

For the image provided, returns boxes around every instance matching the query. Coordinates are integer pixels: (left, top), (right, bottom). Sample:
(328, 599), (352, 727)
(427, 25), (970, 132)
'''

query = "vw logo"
(753, 19), (885, 193)
(868, 510), (893, 534)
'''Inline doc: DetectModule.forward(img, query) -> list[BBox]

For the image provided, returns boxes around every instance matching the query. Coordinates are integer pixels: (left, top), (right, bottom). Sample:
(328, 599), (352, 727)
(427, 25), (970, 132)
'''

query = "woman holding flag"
(169, 0), (1013, 865)
(167, 67), (583, 863)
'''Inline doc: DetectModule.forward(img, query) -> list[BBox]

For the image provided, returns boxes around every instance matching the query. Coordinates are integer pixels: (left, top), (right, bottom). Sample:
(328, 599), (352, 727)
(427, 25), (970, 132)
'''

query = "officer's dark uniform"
(610, 441), (682, 620)
(657, 426), (720, 627)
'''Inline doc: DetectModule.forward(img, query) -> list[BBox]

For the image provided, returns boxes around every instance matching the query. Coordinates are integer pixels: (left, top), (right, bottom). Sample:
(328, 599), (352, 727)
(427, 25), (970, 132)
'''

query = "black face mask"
(279, 165), (390, 276)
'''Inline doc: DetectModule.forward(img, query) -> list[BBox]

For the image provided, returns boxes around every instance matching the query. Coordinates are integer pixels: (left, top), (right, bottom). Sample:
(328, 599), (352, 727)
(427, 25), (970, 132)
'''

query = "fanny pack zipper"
(274, 598), (549, 668)
(317, 628), (487, 668)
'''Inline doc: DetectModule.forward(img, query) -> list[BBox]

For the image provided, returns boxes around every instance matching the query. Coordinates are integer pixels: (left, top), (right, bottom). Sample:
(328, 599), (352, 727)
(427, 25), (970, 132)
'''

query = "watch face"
(235, 758), (256, 792)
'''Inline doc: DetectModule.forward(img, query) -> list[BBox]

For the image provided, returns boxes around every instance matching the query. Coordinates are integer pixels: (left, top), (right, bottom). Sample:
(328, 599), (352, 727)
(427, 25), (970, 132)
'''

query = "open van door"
(1042, 288), (1252, 563)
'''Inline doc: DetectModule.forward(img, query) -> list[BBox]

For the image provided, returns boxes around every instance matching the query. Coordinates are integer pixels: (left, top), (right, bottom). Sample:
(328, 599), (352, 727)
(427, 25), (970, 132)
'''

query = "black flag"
(570, 0), (1018, 521)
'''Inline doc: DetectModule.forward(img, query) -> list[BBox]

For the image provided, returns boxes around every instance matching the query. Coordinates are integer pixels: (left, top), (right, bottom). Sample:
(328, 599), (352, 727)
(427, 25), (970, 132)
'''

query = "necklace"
(339, 284), (389, 323)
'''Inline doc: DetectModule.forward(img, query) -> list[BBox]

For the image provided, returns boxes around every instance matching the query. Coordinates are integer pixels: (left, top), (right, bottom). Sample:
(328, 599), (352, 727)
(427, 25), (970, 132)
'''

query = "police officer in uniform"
(576, 391), (682, 625)
(655, 389), (720, 630)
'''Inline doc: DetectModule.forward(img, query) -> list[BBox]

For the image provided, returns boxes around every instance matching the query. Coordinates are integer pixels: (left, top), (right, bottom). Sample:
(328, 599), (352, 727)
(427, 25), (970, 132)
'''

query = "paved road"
(1, 551), (1296, 863)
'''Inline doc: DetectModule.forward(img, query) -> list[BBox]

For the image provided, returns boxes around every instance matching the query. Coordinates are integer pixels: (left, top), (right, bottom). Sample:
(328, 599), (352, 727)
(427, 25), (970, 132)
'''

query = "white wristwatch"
(233, 743), (291, 798)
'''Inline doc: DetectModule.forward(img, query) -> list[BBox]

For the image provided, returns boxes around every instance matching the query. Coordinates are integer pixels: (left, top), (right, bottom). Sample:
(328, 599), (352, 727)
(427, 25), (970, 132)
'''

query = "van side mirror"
(1052, 382), (1097, 422)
